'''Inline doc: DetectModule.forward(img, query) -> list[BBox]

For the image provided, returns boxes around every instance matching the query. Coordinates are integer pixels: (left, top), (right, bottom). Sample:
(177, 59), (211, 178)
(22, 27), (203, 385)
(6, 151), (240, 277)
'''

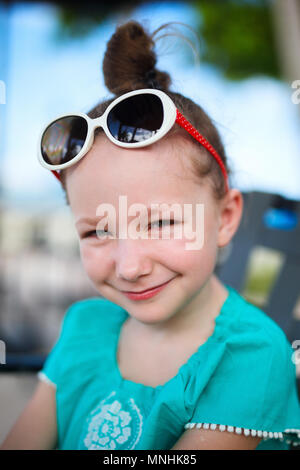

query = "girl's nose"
(114, 239), (153, 282)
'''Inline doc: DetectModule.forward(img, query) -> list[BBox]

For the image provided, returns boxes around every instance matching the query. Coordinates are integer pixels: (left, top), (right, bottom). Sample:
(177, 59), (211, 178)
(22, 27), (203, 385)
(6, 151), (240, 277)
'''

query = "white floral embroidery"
(83, 391), (143, 450)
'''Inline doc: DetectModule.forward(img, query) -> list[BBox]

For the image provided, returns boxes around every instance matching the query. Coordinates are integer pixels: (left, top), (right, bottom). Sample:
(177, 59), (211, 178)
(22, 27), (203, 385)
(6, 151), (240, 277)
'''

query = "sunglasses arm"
(175, 110), (229, 193)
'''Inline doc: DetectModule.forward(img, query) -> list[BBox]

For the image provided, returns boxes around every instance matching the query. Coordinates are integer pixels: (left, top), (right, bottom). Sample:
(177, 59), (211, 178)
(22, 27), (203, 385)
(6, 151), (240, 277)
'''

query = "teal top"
(37, 285), (300, 450)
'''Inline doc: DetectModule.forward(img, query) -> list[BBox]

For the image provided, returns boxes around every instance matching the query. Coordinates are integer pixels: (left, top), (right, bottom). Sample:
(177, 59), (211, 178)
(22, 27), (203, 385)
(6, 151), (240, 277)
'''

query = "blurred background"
(0, 0), (300, 445)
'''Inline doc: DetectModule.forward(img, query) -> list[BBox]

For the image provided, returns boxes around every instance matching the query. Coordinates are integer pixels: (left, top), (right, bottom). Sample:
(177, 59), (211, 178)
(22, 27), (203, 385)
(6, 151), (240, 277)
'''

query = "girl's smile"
(120, 276), (176, 300)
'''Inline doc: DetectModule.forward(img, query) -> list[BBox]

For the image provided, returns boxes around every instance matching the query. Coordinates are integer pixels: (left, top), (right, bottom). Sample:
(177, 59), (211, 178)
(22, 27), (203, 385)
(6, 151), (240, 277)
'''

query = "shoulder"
(223, 286), (292, 362)
(212, 286), (297, 409)
(60, 296), (126, 339)
(38, 297), (127, 388)
(182, 286), (300, 443)
(195, 284), (297, 403)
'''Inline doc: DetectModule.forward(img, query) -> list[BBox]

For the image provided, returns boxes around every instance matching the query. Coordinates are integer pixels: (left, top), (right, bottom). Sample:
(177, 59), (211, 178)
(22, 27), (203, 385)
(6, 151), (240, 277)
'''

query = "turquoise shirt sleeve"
(38, 297), (115, 387)
(37, 296), (128, 449)
(38, 303), (76, 387)
(183, 293), (300, 448)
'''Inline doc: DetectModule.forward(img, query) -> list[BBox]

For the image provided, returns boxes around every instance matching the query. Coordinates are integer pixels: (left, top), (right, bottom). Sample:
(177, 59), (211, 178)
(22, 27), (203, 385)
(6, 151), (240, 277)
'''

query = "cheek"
(148, 237), (203, 273)
(79, 242), (112, 282)
(165, 216), (219, 274)
(168, 244), (215, 273)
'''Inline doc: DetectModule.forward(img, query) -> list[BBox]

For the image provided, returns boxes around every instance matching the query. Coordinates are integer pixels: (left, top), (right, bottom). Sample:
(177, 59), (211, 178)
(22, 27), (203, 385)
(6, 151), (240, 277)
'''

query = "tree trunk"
(270, 0), (300, 83)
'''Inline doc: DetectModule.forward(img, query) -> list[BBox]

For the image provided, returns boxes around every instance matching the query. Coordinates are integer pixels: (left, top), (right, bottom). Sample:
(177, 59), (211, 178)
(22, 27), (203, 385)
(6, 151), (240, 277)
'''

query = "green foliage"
(53, 0), (141, 40)
(51, 0), (280, 80)
(194, 0), (280, 80)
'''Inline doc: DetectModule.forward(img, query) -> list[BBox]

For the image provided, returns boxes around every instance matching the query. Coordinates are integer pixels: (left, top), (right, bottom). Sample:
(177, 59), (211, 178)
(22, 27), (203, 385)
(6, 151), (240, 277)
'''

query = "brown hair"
(60, 20), (231, 203)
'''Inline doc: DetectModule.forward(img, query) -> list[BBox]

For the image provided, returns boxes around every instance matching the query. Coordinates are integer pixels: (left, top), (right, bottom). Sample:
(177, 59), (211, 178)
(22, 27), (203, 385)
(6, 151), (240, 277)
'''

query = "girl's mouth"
(122, 278), (173, 301)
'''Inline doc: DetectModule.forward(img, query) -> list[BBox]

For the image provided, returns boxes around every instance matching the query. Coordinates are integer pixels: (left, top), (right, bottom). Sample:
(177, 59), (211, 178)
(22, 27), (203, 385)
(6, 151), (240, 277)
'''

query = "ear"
(217, 189), (243, 248)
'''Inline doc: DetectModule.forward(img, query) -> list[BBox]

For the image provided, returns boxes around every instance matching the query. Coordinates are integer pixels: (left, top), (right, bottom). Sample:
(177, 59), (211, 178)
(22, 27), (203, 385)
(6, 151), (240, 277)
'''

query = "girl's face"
(66, 134), (225, 329)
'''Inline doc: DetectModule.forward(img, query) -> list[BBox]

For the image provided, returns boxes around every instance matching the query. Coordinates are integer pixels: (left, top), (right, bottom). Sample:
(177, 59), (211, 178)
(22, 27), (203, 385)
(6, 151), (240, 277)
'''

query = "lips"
(122, 280), (171, 294)
(121, 278), (174, 301)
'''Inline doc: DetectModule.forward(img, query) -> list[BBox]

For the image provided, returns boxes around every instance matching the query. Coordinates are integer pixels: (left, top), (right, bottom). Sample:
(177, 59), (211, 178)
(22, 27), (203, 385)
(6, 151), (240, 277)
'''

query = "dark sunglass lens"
(107, 94), (163, 143)
(41, 116), (88, 165)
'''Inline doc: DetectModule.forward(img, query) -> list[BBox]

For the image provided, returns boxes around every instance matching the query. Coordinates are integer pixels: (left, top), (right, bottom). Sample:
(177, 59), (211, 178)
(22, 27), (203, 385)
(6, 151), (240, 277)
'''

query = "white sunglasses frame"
(37, 88), (229, 192)
(38, 88), (176, 171)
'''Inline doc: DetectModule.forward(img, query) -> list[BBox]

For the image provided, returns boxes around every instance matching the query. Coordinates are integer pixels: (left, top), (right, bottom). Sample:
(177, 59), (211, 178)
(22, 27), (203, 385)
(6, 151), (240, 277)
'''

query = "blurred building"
(0, 205), (98, 353)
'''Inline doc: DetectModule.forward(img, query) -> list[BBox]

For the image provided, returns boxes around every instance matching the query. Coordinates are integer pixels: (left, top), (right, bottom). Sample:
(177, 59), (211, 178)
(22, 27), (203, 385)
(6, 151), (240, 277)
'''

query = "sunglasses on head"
(38, 88), (229, 192)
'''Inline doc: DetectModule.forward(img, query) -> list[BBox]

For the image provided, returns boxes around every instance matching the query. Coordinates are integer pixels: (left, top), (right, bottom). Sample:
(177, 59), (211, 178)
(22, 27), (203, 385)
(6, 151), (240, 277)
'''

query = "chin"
(126, 303), (175, 322)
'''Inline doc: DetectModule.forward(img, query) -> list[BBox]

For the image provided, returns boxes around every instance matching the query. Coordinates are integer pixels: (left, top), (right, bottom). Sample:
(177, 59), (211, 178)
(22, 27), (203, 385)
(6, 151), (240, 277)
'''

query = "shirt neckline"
(111, 283), (235, 392)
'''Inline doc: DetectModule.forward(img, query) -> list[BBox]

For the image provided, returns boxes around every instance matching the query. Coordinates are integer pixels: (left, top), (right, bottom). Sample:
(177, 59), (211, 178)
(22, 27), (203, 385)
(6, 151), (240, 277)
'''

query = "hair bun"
(103, 21), (171, 95)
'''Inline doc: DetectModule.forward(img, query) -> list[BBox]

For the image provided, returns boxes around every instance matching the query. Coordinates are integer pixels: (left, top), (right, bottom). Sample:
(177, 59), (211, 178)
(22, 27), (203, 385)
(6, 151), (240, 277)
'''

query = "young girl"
(2, 21), (300, 451)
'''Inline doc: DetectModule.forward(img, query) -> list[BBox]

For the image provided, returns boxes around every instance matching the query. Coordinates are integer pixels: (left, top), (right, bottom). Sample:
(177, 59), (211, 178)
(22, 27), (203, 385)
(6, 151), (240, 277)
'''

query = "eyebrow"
(74, 204), (180, 227)
(75, 217), (101, 227)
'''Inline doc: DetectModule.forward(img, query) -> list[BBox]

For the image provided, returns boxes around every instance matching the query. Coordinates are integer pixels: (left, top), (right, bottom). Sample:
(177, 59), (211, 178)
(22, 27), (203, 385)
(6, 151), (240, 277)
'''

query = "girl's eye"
(82, 229), (110, 239)
(96, 229), (110, 237)
(81, 230), (96, 239)
(149, 219), (175, 229)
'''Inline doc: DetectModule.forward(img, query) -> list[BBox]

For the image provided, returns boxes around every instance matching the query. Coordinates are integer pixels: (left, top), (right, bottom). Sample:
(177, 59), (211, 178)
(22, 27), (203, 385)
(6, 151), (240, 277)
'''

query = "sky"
(1, 1), (300, 210)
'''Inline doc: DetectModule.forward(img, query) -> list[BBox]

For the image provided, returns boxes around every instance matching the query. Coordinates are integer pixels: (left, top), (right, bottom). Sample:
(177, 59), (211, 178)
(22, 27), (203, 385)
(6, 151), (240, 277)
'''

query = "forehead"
(65, 133), (212, 214)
